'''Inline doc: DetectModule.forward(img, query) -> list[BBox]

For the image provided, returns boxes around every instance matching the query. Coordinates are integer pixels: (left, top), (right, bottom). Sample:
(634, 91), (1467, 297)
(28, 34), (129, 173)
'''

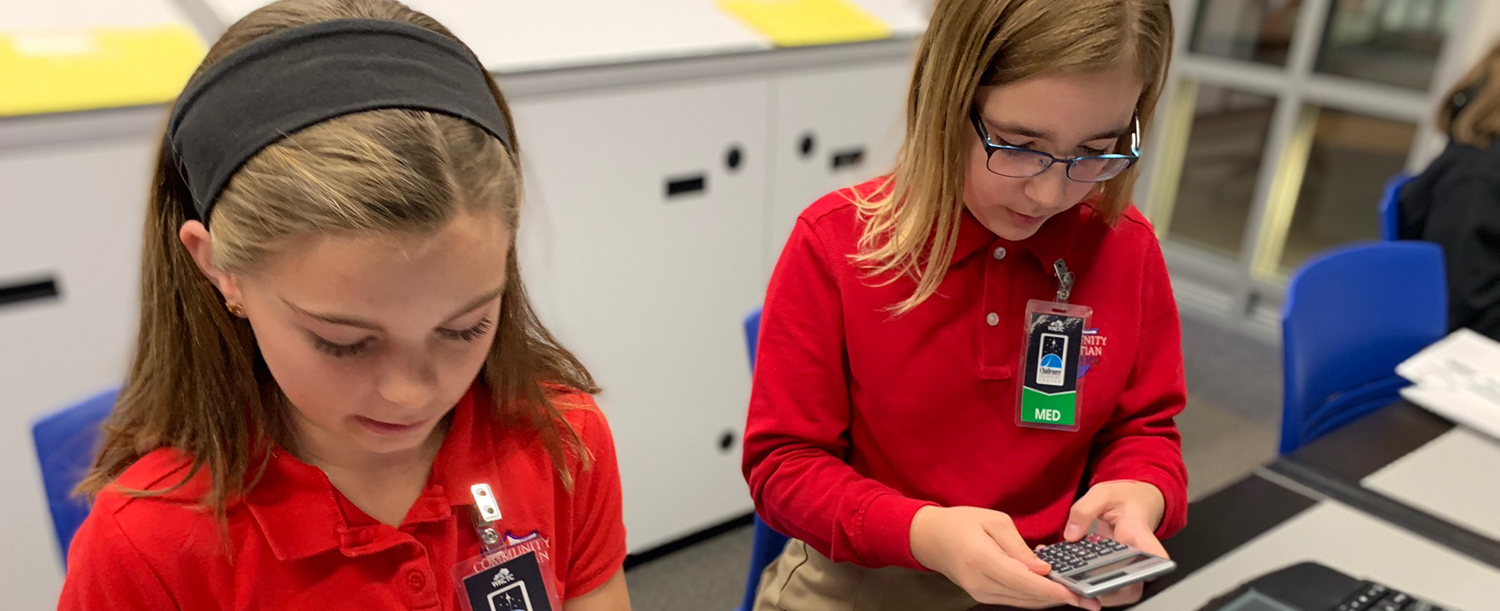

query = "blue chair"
(32, 388), (116, 564)
(737, 307), (792, 611)
(1379, 172), (1413, 241)
(1280, 242), (1446, 454)
(743, 307), (763, 371)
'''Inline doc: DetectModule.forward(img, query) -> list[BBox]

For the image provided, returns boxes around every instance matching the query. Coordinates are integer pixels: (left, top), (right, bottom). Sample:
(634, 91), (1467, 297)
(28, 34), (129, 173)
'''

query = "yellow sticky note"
(0, 25), (204, 117)
(719, 0), (892, 47)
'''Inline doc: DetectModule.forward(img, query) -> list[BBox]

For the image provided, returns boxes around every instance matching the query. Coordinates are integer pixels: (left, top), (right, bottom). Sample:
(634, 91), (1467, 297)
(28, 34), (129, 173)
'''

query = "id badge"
(455, 483), (561, 611)
(454, 532), (561, 611)
(1017, 299), (1092, 431)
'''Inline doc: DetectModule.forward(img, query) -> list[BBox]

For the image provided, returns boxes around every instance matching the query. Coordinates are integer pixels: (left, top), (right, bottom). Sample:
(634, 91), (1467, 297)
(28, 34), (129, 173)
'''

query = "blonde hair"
(1439, 41), (1500, 148)
(80, 0), (597, 517)
(854, 0), (1173, 314)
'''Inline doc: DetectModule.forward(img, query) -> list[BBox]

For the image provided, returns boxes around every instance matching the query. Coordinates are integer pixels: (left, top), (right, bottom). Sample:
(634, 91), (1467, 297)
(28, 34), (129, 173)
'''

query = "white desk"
(1135, 501), (1499, 611)
(1364, 427), (1500, 542)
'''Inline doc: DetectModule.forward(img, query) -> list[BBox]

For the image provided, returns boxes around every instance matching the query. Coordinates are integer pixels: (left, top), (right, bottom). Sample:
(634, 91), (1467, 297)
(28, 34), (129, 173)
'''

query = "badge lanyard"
(452, 483), (562, 611)
(1016, 259), (1093, 432)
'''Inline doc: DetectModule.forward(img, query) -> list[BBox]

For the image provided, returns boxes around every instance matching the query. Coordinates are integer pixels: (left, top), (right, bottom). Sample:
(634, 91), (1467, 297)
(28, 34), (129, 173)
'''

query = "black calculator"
(1036, 533), (1176, 598)
(1198, 562), (1460, 611)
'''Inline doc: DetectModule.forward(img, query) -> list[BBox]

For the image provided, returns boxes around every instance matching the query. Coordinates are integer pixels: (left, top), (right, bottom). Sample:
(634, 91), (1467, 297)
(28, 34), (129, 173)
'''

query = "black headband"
(167, 18), (511, 223)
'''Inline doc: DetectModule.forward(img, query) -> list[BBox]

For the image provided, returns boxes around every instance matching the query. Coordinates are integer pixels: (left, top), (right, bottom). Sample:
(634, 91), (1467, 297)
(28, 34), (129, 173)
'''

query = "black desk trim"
(1274, 401), (1500, 570)
(1267, 459), (1500, 571)
(1134, 474), (1319, 604)
(1285, 402), (1453, 482)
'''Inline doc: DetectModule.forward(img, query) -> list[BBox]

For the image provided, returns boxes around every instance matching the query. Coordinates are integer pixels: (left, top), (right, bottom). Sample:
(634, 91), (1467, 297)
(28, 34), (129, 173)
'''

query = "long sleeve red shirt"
(743, 179), (1188, 570)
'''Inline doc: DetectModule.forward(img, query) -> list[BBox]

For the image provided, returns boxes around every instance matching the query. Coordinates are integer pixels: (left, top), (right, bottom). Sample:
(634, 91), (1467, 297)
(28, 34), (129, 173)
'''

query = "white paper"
(1397, 329), (1500, 441)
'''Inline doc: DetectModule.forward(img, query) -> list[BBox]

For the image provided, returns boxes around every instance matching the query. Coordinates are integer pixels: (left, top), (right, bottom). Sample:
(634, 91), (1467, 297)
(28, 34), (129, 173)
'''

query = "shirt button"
(986, 312), (1000, 326)
(992, 247), (1007, 260)
(406, 569), (427, 591)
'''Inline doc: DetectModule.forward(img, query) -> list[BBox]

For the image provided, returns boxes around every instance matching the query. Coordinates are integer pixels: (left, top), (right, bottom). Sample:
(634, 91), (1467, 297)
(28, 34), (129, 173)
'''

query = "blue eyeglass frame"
(969, 109), (1141, 182)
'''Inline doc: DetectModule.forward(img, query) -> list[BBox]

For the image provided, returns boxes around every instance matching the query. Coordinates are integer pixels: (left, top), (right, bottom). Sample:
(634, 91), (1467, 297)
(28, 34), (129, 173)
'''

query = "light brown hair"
(79, 0), (597, 517)
(854, 0), (1173, 314)
(1439, 41), (1500, 148)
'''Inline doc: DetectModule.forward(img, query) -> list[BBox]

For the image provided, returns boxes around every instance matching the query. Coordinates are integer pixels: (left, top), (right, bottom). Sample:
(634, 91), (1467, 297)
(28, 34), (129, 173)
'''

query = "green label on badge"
(1020, 387), (1076, 426)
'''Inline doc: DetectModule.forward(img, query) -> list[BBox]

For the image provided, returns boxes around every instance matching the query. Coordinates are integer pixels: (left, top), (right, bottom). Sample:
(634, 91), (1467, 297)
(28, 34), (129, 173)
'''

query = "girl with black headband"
(59, 1), (630, 609)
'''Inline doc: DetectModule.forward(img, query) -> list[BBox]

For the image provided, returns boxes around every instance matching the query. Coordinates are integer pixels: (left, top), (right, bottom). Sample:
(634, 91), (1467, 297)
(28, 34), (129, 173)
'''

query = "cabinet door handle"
(0, 276), (60, 308)
(831, 147), (866, 170)
(665, 173), (708, 199)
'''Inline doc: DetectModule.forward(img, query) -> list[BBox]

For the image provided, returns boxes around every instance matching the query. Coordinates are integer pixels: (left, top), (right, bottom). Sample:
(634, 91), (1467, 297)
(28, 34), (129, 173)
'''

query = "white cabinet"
(510, 58), (913, 552)
(511, 77), (771, 551)
(0, 121), (157, 603)
(765, 61), (911, 275)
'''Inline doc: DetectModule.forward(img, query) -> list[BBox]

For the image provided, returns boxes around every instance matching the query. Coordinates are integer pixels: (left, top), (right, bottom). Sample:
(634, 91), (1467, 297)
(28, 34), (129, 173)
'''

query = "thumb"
(1066, 490), (1110, 542)
(1113, 518), (1169, 559)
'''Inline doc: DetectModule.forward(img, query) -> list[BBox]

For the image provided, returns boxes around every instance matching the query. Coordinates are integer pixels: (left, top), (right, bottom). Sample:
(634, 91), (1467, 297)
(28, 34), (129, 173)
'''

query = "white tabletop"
(1363, 426), (1500, 542)
(1135, 501), (1499, 611)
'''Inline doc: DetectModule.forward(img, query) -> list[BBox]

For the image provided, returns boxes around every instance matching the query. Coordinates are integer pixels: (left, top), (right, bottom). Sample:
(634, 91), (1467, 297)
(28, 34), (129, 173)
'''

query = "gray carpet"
(626, 307), (1283, 610)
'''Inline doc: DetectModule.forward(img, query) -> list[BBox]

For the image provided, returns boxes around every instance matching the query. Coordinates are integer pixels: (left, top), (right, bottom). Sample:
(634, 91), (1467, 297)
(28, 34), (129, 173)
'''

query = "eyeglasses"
(969, 110), (1140, 183)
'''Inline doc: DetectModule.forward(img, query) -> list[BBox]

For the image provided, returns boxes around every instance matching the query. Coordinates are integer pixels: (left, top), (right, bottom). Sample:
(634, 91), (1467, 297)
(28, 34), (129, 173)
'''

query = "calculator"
(1197, 562), (1459, 611)
(1035, 533), (1176, 598)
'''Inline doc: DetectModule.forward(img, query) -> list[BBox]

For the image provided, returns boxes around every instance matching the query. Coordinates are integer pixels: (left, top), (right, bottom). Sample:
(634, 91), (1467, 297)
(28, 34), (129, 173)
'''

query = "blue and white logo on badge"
(1037, 333), (1068, 387)
(487, 580), (533, 611)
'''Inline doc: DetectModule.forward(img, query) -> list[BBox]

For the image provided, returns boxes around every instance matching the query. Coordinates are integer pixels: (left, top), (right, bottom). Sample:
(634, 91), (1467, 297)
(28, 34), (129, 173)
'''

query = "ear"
(179, 221), (243, 305)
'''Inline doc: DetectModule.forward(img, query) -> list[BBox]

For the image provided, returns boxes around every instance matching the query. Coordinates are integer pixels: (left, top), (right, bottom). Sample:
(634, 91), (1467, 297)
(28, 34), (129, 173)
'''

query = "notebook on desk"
(1398, 329), (1500, 441)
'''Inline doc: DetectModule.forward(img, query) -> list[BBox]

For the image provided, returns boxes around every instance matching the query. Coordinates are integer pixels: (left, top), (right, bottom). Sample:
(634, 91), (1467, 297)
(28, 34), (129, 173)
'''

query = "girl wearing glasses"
(743, 1), (1183, 609)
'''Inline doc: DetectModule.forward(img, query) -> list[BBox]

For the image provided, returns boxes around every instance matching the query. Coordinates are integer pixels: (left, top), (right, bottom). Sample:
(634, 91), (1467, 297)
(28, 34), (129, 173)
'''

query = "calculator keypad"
(1335, 582), (1450, 611)
(1036, 534), (1130, 574)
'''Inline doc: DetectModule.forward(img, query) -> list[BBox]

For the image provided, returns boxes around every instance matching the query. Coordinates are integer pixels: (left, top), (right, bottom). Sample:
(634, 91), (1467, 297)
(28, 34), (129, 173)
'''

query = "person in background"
(1400, 41), (1500, 340)
(58, 1), (629, 609)
(742, 0), (1186, 609)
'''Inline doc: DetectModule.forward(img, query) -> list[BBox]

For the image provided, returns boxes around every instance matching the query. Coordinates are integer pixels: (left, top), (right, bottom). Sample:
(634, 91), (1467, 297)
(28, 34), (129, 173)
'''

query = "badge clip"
(1053, 259), (1074, 304)
(470, 483), (503, 551)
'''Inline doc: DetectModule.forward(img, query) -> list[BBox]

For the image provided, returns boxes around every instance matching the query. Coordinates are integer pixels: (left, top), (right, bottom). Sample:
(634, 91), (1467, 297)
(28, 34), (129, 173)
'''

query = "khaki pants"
(752, 539), (1007, 611)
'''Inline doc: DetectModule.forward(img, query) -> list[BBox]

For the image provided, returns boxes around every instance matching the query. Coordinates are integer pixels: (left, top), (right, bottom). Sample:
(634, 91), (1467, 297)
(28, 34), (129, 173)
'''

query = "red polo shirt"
(743, 179), (1188, 570)
(59, 383), (625, 610)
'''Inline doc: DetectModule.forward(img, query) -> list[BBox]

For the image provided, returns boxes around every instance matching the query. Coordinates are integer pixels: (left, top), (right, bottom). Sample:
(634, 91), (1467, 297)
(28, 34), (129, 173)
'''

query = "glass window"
(1190, 0), (1304, 66)
(1278, 107), (1416, 272)
(1167, 85), (1278, 258)
(1315, 0), (1463, 89)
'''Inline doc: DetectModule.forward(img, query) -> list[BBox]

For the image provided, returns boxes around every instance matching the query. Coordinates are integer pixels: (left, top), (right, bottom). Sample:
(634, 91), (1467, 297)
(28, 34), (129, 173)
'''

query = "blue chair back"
(737, 307), (791, 611)
(1280, 242), (1446, 453)
(1379, 172), (1413, 241)
(744, 307), (763, 371)
(32, 388), (116, 564)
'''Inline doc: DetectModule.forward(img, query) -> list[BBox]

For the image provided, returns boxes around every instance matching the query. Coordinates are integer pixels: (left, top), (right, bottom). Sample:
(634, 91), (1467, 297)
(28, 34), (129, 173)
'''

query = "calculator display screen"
(1076, 553), (1156, 582)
